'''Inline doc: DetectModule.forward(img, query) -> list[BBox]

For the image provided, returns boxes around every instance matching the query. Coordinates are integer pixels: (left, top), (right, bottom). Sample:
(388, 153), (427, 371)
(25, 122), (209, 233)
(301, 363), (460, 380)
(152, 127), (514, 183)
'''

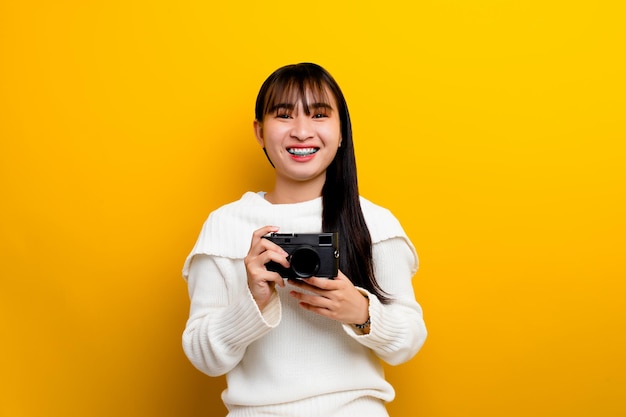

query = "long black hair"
(255, 63), (390, 303)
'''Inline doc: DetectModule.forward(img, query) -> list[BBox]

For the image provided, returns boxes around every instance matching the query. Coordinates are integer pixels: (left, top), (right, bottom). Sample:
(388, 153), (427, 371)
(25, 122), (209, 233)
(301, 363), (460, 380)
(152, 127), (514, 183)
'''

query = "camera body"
(263, 232), (339, 279)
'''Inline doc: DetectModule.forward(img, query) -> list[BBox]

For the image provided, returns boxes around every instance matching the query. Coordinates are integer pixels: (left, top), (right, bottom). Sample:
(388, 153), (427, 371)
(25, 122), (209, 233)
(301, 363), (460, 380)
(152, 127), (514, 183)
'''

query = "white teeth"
(288, 148), (318, 156)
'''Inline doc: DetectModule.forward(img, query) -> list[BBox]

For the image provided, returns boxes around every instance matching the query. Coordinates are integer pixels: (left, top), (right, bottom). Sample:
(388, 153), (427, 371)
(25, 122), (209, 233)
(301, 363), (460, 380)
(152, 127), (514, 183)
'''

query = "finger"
(262, 248), (290, 269)
(263, 272), (286, 288)
(249, 264), (286, 288)
(246, 248), (290, 277)
(296, 276), (337, 290)
(247, 226), (288, 260)
(255, 225), (280, 237)
(290, 290), (330, 308)
(250, 225), (280, 247)
(329, 271), (355, 289)
(287, 278), (324, 294)
(335, 270), (351, 282)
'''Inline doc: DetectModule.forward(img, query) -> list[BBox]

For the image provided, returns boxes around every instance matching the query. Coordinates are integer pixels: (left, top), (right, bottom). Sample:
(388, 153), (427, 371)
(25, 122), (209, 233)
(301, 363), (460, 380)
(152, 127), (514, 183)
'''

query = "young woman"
(182, 63), (427, 416)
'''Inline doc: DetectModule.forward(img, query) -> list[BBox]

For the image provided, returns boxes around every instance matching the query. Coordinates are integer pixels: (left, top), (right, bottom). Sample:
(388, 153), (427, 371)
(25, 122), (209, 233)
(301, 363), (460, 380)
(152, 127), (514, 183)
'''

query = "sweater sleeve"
(342, 237), (427, 365)
(182, 254), (281, 377)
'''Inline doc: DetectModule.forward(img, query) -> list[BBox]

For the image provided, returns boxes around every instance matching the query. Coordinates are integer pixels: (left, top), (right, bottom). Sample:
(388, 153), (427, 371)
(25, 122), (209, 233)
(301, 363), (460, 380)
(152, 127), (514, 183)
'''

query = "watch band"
(354, 316), (371, 329)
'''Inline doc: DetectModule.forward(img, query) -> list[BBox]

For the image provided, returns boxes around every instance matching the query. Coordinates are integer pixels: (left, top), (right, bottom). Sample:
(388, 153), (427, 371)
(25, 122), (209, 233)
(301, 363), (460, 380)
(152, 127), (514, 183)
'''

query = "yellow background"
(1, 1), (624, 416)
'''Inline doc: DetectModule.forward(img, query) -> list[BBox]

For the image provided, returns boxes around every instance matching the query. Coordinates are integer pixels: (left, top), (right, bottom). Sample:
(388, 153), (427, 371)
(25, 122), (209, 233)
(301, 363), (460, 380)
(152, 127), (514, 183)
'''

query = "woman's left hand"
(287, 271), (370, 327)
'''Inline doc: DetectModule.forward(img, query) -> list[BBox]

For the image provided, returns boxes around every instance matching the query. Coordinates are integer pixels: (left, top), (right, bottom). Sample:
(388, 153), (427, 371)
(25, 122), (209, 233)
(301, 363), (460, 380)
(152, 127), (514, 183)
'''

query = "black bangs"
(255, 63), (335, 120)
(263, 77), (332, 116)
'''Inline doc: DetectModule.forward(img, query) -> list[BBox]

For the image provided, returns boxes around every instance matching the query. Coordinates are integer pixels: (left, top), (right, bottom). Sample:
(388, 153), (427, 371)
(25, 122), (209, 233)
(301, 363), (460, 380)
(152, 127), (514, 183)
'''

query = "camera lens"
(289, 246), (320, 278)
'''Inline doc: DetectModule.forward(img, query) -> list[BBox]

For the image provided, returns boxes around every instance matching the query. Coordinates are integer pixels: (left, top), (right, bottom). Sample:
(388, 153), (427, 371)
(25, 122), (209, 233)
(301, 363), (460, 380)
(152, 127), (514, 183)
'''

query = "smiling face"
(254, 85), (342, 200)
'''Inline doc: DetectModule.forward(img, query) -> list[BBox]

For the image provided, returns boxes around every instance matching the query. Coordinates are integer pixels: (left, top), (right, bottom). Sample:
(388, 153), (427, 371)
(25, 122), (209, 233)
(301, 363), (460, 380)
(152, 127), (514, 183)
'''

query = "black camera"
(263, 232), (339, 279)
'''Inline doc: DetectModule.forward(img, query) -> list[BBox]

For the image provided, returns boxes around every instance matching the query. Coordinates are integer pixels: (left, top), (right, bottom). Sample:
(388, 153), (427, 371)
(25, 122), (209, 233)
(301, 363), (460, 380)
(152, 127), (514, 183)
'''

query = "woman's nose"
(290, 116), (314, 141)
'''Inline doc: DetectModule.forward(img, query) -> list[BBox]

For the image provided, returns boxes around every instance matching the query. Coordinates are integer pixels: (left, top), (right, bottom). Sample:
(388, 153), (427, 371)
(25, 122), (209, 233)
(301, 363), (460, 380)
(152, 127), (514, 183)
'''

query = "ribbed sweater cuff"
(365, 294), (406, 349)
(258, 289), (281, 327)
(218, 289), (282, 348)
(342, 290), (407, 351)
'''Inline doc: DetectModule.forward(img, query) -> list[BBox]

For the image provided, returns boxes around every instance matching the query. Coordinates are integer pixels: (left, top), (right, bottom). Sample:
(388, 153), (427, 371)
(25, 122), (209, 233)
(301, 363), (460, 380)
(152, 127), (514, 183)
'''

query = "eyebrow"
(269, 102), (333, 114)
(309, 102), (333, 111)
(269, 103), (295, 113)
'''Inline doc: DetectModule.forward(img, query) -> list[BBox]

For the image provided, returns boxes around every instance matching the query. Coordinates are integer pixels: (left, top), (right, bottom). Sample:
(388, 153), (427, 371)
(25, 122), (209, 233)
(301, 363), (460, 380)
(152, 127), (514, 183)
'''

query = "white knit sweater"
(182, 192), (427, 416)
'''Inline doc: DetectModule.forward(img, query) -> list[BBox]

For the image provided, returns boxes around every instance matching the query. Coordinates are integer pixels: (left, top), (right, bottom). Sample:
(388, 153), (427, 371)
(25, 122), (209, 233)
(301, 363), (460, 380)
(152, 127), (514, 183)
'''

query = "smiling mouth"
(287, 147), (319, 156)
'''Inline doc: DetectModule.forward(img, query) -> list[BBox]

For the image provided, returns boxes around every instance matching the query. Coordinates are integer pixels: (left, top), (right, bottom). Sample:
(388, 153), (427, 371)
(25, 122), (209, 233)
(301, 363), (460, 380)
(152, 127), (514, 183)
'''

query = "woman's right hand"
(244, 226), (289, 311)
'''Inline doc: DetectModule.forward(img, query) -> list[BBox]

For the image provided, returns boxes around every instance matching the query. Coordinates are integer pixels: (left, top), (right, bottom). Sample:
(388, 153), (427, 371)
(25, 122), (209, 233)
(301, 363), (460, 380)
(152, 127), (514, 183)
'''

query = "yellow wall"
(1, 1), (624, 416)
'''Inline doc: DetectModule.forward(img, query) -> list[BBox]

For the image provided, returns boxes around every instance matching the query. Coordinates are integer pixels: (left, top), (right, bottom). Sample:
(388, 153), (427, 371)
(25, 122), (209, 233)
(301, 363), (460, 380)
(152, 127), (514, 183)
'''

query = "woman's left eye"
(313, 113), (328, 119)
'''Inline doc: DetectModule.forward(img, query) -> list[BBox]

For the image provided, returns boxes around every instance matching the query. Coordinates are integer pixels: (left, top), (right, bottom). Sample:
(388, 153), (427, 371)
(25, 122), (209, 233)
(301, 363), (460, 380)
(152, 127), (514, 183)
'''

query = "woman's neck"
(265, 176), (325, 204)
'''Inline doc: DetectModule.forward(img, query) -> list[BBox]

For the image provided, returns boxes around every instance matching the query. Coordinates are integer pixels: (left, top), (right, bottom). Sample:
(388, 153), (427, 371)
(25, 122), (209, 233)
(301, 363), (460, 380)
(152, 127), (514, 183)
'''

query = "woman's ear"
(253, 120), (264, 147)
(254, 119), (275, 168)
